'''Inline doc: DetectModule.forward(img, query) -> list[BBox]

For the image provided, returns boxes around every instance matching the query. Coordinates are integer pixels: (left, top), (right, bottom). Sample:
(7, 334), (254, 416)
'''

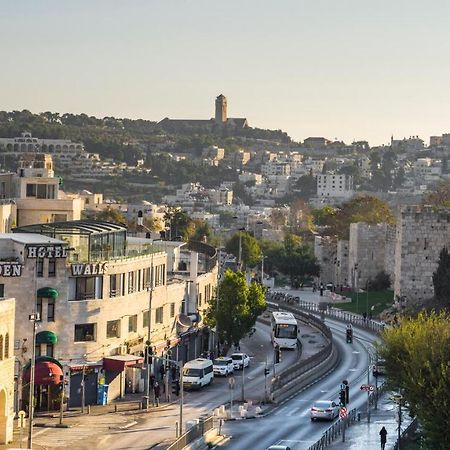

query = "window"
(47, 298), (55, 321)
(35, 344), (41, 357)
(0, 284), (4, 297)
(37, 184), (47, 199)
(26, 183), (37, 197)
(75, 277), (96, 300)
(144, 267), (152, 289)
(143, 310), (149, 328)
(0, 335), (3, 360)
(74, 323), (96, 342)
(48, 258), (56, 277)
(128, 271), (136, 294)
(51, 214), (67, 222)
(155, 307), (163, 324)
(106, 320), (121, 338)
(128, 315), (137, 333)
(4, 333), (8, 358)
(36, 297), (43, 320)
(46, 343), (54, 357)
(36, 258), (44, 277)
(109, 274), (123, 298)
(170, 303), (175, 318)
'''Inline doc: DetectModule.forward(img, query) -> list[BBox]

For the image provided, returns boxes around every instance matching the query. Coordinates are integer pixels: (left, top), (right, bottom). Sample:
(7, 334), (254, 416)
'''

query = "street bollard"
(357, 411), (361, 421)
(114, 404), (118, 413)
(87, 405), (91, 415)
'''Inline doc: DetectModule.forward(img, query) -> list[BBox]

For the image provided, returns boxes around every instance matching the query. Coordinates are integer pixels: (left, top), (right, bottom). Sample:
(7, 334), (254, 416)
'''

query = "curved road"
(221, 318), (380, 450)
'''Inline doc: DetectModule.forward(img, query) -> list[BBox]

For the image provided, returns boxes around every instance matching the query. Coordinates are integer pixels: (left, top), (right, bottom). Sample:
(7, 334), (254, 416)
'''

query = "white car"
(310, 400), (339, 421)
(212, 357), (234, 376)
(230, 353), (250, 370)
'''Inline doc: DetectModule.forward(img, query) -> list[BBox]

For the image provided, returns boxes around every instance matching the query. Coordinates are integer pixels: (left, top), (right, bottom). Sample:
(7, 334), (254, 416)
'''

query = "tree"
(424, 181), (450, 207)
(322, 195), (395, 239)
(204, 270), (266, 349)
(293, 172), (317, 200)
(378, 311), (450, 450)
(93, 207), (127, 225)
(225, 231), (262, 268)
(163, 207), (195, 241)
(432, 247), (450, 309)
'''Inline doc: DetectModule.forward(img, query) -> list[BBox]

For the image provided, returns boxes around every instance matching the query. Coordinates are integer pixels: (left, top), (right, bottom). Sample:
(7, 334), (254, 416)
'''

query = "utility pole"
(81, 364), (86, 414)
(27, 312), (40, 450)
(367, 358), (371, 423)
(241, 359), (245, 402)
(145, 246), (154, 409)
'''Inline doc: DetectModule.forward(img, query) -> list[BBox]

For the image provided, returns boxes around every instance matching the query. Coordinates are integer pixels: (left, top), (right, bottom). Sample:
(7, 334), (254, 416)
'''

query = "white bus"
(271, 311), (299, 349)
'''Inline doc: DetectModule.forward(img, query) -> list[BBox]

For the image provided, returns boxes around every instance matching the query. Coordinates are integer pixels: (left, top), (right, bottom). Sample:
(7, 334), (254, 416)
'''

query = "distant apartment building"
(304, 137), (330, 149)
(0, 154), (83, 228)
(429, 133), (450, 147)
(202, 145), (225, 161)
(261, 161), (291, 177)
(238, 172), (262, 185)
(316, 174), (354, 199)
(391, 136), (424, 152)
(413, 158), (442, 181)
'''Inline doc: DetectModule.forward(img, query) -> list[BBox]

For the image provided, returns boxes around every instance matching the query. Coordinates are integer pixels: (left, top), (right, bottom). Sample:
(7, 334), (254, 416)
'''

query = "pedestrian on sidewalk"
(154, 381), (160, 407)
(171, 364), (177, 381)
(379, 426), (388, 450)
(159, 364), (165, 381)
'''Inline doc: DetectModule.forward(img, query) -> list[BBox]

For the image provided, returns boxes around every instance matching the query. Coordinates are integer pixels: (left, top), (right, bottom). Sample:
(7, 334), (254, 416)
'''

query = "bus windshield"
(275, 324), (297, 339)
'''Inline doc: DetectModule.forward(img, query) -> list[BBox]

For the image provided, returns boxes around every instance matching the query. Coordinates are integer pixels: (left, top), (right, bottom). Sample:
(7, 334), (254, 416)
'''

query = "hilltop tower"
(215, 94), (227, 124)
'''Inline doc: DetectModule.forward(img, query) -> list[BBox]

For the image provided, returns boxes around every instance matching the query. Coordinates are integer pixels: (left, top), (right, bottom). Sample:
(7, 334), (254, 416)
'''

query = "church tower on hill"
(215, 94), (227, 124)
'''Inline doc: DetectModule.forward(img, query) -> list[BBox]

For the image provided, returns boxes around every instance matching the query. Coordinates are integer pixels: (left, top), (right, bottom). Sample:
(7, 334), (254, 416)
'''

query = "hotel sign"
(0, 263), (23, 277)
(71, 263), (108, 276)
(27, 245), (68, 259)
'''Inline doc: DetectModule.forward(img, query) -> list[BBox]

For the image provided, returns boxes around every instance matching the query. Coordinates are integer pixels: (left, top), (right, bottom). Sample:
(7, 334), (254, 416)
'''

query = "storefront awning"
(103, 355), (144, 372)
(36, 330), (58, 345)
(37, 287), (59, 299)
(23, 360), (63, 385)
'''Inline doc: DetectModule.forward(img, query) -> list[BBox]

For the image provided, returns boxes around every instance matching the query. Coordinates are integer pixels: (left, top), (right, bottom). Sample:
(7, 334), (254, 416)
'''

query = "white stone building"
(0, 221), (217, 411)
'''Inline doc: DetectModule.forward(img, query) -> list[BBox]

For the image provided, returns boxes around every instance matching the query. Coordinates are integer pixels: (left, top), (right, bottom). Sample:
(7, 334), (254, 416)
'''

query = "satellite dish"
(176, 314), (192, 329)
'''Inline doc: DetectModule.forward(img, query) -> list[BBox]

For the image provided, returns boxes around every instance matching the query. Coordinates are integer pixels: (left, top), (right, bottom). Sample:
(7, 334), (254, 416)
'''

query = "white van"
(182, 358), (214, 389)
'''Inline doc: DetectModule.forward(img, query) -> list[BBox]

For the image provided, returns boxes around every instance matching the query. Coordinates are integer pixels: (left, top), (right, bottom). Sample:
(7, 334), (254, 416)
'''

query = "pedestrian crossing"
(274, 403), (311, 417)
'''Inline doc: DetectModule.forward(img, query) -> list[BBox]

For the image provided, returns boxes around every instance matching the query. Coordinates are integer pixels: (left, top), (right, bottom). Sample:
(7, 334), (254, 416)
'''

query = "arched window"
(0, 335), (3, 360)
(4, 333), (9, 358)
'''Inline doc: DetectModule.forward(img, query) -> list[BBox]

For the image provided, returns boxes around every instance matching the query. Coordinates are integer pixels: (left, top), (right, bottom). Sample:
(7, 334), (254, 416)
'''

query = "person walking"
(153, 381), (160, 407)
(379, 426), (388, 450)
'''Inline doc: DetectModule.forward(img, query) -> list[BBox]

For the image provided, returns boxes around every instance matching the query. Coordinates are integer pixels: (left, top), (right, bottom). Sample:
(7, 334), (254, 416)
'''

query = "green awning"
(37, 287), (59, 299)
(36, 331), (58, 345)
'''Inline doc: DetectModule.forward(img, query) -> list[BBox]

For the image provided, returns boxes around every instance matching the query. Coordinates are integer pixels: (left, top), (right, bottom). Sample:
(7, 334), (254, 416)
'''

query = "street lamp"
(27, 312), (40, 449)
(145, 248), (154, 409)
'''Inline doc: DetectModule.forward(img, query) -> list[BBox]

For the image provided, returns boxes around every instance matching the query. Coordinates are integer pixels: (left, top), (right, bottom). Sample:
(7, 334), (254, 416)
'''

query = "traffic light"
(57, 375), (64, 393)
(345, 385), (350, 404)
(274, 345), (281, 364)
(264, 367), (270, 376)
(339, 389), (347, 406)
(144, 346), (153, 365)
(171, 380), (180, 396)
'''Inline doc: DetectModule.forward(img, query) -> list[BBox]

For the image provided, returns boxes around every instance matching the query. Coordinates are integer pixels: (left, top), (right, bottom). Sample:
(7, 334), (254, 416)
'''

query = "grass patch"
(334, 290), (394, 317)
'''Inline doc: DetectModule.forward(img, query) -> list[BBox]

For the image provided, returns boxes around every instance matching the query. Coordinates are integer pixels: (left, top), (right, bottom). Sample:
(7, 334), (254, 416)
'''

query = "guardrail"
(268, 292), (386, 334)
(307, 408), (358, 450)
(393, 417), (418, 450)
(267, 302), (339, 403)
(166, 416), (214, 450)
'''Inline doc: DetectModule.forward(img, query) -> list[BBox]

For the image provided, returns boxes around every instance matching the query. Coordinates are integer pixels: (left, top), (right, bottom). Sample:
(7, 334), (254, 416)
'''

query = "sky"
(1, 0), (450, 145)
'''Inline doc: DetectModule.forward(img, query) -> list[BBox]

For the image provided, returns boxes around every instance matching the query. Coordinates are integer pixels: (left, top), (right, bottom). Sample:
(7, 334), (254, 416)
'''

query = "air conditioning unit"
(116, 345), (128, 356)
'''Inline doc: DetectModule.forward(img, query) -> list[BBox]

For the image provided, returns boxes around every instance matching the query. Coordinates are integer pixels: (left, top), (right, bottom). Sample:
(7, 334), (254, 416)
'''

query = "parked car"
(310, 400), (339, 421)
(230, 353), (250, 370)
(212, 357), (234, 376)
(372, 359), (386, 377)
(266, 446), (291, 450)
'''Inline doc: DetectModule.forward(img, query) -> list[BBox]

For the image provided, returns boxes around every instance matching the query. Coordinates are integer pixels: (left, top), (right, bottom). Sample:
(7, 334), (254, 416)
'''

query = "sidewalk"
(326, 393), (413, 450)
(0, 393), (178, 450)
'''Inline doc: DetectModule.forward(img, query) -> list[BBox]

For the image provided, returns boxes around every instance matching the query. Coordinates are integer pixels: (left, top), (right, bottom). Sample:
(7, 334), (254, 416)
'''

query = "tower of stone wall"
(394, 206), (450, 305)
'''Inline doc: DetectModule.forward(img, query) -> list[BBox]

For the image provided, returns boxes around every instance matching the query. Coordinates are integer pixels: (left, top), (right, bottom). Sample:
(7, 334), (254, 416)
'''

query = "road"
(221, 317), (381, 450)
(91, 319), (322, 450)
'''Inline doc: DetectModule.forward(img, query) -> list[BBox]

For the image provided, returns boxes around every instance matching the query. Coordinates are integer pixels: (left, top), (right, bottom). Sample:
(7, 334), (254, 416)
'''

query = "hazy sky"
(1, 0), (450, 145)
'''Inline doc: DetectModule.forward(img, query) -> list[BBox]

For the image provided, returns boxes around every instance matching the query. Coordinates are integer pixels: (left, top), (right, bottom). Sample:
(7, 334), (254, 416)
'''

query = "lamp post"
(354, 264), (359, 314)
(145, 243), (155, 409)
(27, 312), (40, 449)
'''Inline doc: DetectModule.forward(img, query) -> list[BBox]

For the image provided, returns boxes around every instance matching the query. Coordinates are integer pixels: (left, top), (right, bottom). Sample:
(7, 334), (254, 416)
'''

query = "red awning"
(23, 361), (63, 385)
(103, 355), (144, 372)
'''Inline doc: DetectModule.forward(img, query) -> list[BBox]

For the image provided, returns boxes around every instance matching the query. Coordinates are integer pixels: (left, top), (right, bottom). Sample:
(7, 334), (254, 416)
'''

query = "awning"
(36, 330), (58, 345)
(103, 355), (144, 372)
(23, 360), (63, 385)
(23, 355), (63, 371)
(37, 287), (59, 299)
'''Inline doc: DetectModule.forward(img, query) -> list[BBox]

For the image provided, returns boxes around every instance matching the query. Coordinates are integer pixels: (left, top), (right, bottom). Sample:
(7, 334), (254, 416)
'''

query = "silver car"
(310, 400), (339, 421)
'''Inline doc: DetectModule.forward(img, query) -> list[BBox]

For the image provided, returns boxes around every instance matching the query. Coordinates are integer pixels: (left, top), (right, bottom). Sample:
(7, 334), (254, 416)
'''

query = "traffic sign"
(18, 410), (26, 428)
(228, 377), (235, 389)
(339, 407), (348, 418)
(360, 384), (375, 392)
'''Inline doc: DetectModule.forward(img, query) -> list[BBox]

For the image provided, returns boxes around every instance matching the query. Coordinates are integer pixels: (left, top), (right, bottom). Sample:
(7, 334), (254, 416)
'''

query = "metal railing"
(393, 417), (418, 450)
(166, 416), (214, 450)
(267, 302), (336, 401)
(307, 409), (358, 450)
